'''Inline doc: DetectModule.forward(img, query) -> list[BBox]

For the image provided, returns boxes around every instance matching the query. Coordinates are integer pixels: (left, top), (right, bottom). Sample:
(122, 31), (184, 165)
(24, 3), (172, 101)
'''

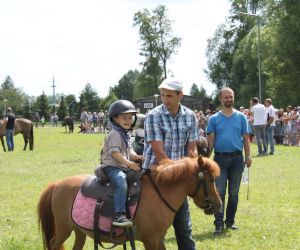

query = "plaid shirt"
(142, 104), (199, 169)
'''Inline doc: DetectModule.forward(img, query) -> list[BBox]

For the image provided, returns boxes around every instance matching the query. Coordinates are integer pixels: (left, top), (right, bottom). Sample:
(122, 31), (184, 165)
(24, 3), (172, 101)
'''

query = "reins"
(189, 169), (214, 211)
(144, 169), (178, 213)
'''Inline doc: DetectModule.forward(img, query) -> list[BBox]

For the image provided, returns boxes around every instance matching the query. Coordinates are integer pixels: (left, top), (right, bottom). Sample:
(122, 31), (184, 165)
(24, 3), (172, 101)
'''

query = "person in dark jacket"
(5, 107), (15, 151)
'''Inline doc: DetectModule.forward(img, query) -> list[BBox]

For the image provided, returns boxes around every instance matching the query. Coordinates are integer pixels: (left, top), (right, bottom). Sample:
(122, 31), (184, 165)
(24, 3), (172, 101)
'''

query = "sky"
(0, 0), (231, 99)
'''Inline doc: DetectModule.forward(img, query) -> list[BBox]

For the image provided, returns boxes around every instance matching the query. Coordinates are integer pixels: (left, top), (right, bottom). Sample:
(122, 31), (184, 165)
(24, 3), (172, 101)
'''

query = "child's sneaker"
(112, 214), (133, 228)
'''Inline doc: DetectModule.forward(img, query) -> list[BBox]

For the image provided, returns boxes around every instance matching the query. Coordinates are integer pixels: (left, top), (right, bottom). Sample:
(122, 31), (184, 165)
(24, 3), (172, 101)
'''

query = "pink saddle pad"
(72, 190), (137, 235)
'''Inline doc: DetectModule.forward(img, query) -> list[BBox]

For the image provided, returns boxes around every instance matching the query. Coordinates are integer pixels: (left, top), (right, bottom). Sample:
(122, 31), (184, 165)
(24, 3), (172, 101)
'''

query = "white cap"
(158, 77), (183, 92)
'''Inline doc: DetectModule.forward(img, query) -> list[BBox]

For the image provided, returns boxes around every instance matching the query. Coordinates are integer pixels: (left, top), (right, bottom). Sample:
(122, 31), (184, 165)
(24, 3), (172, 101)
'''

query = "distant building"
(133, 95), (211, 114)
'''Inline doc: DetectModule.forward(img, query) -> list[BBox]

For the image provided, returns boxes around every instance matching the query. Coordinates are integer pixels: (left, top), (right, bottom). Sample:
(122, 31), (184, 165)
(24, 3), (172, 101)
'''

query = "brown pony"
(0, 118), (34, 151)
(37, 156), (221, 250)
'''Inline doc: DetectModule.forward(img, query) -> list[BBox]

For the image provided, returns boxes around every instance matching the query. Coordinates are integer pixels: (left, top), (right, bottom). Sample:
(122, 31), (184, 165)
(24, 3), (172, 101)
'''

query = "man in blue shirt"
(206, 87), (252, 234)
(143, 77), (199, 250)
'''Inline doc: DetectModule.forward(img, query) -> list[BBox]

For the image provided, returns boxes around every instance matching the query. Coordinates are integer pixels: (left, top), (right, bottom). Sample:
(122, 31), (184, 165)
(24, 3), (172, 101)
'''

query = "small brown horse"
(0, 118), (34, 151)
(62, 116), (74, 133)
(37, 156), (221, 250)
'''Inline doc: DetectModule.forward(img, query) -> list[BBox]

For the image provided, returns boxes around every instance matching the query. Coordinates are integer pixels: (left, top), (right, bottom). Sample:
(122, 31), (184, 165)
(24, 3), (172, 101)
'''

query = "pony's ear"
(197, 155), (204, 169)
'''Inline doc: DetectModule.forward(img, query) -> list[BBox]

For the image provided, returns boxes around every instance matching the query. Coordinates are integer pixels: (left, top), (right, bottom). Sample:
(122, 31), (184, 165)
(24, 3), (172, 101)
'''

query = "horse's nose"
(204, 201), (216, 215)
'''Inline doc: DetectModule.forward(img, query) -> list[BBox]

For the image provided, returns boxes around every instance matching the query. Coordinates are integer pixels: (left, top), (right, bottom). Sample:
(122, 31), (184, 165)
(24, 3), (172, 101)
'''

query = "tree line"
(1, 1), (298, 120)
(206, 0), (300, 108)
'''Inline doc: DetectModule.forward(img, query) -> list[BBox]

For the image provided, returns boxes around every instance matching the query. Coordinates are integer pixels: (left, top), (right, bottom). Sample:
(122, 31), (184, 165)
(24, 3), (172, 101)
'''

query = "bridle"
(144, 168), (214, 213)
(189, 169), (214, 212)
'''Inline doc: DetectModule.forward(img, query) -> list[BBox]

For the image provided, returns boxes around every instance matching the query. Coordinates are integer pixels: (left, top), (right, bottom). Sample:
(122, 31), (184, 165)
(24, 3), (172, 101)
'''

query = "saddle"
(80, 166), (142, 218)
(72, 167), (142, 250)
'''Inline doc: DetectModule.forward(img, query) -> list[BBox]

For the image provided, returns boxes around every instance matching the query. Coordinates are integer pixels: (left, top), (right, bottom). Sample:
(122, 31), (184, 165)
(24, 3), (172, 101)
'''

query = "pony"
(37, 156), (221, 250)
(0, 118), (34, 151)
(62, 116), (74, 133)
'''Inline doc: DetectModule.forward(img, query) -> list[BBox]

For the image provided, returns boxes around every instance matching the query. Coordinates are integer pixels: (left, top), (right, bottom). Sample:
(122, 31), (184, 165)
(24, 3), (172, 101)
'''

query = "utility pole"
(51, 76), (57, 109)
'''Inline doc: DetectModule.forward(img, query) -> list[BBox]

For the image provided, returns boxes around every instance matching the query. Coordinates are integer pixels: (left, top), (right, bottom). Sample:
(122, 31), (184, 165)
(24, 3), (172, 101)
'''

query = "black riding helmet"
(108, 100), (138, 128)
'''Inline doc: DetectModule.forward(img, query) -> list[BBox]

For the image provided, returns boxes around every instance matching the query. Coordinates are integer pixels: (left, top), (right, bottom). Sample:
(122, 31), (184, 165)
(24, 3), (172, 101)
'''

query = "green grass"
(0, 126), (299, 249)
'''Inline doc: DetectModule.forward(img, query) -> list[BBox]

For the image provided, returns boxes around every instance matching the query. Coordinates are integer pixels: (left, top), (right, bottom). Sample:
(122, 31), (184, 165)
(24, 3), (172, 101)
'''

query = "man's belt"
(214, 151), (242, 156)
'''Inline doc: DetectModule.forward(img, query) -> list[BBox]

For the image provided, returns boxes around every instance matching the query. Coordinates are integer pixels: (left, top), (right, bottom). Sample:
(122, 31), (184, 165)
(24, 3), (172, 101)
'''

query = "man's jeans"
(213, 154), (244, 226)
(173, 198), (195, 250)
(266, 125), (275, 154)
(253, 125), (267, 154)
(104, 166), (127, 214)
(6, 129), (14, 151)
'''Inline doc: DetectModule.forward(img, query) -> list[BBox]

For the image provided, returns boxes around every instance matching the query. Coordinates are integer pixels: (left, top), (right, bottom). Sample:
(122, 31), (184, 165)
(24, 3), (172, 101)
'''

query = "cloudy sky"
(0, 0), (231, 99)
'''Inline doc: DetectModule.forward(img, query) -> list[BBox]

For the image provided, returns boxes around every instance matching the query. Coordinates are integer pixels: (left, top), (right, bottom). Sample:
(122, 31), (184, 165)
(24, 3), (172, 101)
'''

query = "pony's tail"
(30, 123), (34, 150)
(37, 182), (64, 250)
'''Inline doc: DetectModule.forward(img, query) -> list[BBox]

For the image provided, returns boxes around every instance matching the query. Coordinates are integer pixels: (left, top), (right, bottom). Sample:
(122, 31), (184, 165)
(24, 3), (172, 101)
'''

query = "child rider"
(101, 100), (143, 227)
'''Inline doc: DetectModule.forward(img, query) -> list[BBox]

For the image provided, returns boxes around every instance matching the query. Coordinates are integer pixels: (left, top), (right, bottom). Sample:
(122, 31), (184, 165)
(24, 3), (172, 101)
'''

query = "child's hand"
(128, 162), (140, 171)
(133, 155), (144, 162)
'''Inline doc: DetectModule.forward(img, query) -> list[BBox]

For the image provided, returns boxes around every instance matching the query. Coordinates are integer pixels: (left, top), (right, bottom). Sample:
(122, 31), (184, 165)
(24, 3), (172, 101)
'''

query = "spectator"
(98, 110), (105, 133)
(198, 110), (207, 136)
(80, 109), (88, 128)
(244, 107), (254, 142)
(282, 111), (291, 145)
(274, 109), (284, 144)
(5, 107), (15, 151)
(206, 87), (252, 235)
(92, 112), (98, 128)
(40, 116), (45, 127)
(52, 113), (58, 127)
(296, 106), (300, 146)
(265, 98), (276, 155)
(290, 107), (299, 146)
(34, 112), (40, 128)
(249, 97), (267, 156)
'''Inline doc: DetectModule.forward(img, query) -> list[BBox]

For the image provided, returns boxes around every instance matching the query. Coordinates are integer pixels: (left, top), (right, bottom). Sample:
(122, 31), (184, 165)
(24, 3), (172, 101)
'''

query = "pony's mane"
(202, 157), (220, 177)
(152, 157), (198, 184)
(152, 156), (220, 185)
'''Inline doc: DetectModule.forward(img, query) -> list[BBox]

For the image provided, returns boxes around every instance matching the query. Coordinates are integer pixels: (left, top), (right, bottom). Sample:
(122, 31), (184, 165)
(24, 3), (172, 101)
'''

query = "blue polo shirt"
(206, 111), (250, 152)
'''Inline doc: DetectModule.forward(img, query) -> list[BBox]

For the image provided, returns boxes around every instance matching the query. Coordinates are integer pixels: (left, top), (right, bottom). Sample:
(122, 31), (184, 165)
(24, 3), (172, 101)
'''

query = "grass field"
(0, 126), (299, 250)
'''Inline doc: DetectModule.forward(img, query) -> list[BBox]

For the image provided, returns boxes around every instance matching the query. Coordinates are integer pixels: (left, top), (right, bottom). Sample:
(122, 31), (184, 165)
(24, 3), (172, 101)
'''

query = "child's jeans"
(104, 166), (127, 214)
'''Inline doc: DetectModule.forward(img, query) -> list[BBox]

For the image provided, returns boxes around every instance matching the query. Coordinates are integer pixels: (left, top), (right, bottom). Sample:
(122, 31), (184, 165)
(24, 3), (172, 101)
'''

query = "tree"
(33, 92), (50, 120)
(1, 76), (15, 90)
(153, 5), (181, 79)
(0, 76), (29, 116)
(21, 99), (31, 119)
(133, 5), (181, 89)
(65, 94), (78, 118)
(132, 72), (160, 100)
(206, 0), (300, 108)
(99, 91), (118, 111)
(189, 83), (209, 99)
(110, 70), (140, 101)
(261, 1), (300, 107)
(79, 83), (100, 113)
(57, 96), (67, 121)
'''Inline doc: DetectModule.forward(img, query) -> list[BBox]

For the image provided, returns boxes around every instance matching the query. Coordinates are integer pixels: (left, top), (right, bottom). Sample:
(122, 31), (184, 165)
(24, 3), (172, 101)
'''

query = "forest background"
(1, 0), (299, 120)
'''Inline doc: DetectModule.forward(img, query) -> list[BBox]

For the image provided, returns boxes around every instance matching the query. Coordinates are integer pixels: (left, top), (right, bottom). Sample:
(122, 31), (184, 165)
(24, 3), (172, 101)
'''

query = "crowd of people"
(240, 100), (300, 154)
(79, 109), (109, 133)
(193, 99), (300, 157)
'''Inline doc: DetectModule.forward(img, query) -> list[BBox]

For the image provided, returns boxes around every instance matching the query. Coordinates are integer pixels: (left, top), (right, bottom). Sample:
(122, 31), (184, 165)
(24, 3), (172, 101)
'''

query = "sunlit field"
(0, 125), (299, 249)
